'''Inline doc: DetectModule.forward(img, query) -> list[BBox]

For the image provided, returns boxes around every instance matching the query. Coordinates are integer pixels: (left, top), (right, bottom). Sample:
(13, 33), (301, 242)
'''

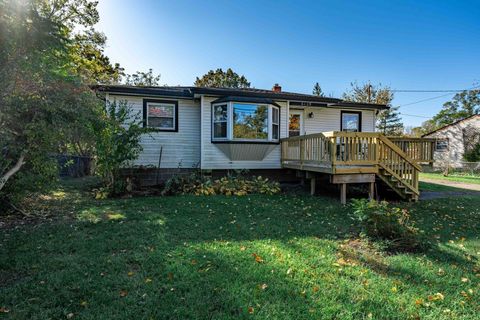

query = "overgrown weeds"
(350, 198), (430, 253)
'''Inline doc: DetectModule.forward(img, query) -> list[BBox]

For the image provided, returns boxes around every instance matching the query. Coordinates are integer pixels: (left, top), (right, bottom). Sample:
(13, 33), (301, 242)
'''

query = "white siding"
(200, 97), (288, 169)
(107, 93), (378, 170)
(302, 107), (376, 134)
(107, 95), (201, 169)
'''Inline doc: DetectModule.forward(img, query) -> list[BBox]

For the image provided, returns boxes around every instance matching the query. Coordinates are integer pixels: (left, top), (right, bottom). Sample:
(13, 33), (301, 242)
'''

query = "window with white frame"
(213, 104), (228, 139)
(144, 100), (177, 131)
(212, 102), (280, 142)
(271, 106), (279, 140)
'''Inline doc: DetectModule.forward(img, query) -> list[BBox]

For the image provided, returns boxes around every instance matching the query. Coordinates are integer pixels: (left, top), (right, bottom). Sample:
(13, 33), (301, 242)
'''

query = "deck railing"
(388, 137), (436, 164)
(281, 132), (435, 167)
(280, 132), (434, 200)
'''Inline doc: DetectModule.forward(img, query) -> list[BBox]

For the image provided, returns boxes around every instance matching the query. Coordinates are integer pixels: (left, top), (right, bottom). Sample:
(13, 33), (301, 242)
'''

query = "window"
(212, 102), (279, 142)
(213, 104), (228, 138)
(233, 103), (268, 139)
(272, 106), (279, 140)
(436, 140), (448, 151)
(341, 111), (361, 132)
(143, 99), (178, 131)
(289, 112), (302, 137)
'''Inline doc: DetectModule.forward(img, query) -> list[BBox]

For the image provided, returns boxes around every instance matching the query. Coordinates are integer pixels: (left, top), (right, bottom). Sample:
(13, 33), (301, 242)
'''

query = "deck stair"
(281, 132), (433, 202)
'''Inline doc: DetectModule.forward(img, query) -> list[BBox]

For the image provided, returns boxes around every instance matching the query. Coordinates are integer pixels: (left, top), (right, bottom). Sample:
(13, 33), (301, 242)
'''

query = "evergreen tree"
(376, 106), (404, 135)
(312, 82), (324, 96)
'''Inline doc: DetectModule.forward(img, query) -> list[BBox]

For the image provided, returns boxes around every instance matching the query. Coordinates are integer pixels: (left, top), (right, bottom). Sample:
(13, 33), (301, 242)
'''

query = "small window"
(436, 140), (448, 151)
(272, 106), (279, 140)
(144, 99), (178, 131)
(213, 104), (228, 138)
(341, 111), (361, 132)
(289, 113), (302, 137)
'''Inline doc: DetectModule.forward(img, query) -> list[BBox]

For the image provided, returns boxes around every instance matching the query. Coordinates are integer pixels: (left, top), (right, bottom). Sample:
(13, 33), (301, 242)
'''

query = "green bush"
(162, 172), (281, 196)
(350, 199), (428, 253)
(463, 143), (480, 162)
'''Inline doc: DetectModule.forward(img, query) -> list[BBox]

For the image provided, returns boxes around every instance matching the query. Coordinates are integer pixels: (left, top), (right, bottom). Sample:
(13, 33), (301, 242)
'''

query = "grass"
(420, 172), (480, 185)
(1, 178), (480, 319)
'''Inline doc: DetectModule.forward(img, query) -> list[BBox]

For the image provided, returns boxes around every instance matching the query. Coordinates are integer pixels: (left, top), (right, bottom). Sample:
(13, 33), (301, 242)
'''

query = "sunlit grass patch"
(1, 180), (480, 319)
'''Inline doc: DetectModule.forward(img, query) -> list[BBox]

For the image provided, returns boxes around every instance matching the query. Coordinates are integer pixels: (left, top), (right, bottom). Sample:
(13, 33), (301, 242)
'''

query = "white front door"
(289, 110), (304, 137)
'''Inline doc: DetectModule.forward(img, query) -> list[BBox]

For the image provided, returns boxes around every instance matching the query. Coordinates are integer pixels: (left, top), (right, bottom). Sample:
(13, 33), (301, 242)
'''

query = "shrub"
(350, 199), (428, 253)
(162, 172), (280, 196)
(95, 100), (152, 197)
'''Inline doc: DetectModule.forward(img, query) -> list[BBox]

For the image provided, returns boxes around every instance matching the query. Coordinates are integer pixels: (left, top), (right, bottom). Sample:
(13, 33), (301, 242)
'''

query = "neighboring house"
(423, 114), (480, 169)
(95, 84), (434, 202)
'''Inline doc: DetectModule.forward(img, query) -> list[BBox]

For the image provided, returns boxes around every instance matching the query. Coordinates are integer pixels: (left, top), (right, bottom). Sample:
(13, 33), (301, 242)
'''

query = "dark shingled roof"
(92, 85), (389, 110)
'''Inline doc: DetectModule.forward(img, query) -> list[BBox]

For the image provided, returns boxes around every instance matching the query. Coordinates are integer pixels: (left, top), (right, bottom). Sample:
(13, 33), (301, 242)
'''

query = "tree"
(312, 82), (325, 97)
(376, 106), (404, 135)
(195, 68), (250, 88)
(343, 81), (404, 135)
(125, 69), (161, 86)
(0, 0), (102, 203)
(431, 89), (480, 128)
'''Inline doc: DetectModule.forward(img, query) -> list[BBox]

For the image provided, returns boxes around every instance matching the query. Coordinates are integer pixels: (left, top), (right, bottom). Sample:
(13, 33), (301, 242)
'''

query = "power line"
(399, 112), (431, 118)
(398, 84), (480, 108)
(392, 89), (473, 93)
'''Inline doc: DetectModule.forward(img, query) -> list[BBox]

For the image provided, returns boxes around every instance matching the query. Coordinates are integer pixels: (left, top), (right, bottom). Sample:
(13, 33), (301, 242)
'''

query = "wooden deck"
(281, 132), (436, 203)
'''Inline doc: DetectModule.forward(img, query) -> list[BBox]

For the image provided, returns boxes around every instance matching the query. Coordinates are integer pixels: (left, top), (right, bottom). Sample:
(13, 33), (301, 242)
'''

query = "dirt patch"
(420, 178), (480, 191)
(420, 177), (480, 200)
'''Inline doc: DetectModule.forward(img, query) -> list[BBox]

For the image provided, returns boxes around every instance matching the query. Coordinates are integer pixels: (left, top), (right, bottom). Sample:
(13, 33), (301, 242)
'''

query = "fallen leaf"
(127, 271), (134, 277)
(260, 283), (268, 290)
(119, 290), (128, 297)
(240, 246), (246, 251)
(415, 298), (424, 306)
(461, 277), (469, 282)
(252, 253), (264, 263)
(248, 306), (254, 314)
(145, 278), (152, 283)
(66, 313), (74, 319)
(0, 307), (10, 313)
(80, 300), (87, 307)
(313, 286), (320, 293)
(428, 292), (444, 301)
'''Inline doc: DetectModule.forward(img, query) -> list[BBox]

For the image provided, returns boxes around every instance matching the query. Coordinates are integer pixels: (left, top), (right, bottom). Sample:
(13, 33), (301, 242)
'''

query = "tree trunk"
(0, 154), (26, 191)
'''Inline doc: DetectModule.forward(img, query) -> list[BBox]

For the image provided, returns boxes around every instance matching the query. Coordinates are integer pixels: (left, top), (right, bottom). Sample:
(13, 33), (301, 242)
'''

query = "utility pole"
(367, 83), (372, 103)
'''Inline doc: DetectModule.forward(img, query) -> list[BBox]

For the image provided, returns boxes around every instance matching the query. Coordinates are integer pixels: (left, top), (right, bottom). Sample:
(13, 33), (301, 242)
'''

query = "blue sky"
(96, 0), (480, 127)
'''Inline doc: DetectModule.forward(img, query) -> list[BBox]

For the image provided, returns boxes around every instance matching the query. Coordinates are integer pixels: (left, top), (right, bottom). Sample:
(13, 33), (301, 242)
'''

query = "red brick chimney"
(272, 83), (282, 92)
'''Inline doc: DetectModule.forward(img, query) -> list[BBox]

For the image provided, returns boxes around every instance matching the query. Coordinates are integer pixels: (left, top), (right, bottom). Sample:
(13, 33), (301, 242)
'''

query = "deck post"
(340, 183), (347, 205)
(310, 177), (316, 195)
(368, 182), (375, 200)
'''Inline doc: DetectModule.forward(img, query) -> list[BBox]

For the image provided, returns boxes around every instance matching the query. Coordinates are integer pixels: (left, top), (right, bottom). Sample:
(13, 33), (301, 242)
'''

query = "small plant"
(350, 199), (428, 253)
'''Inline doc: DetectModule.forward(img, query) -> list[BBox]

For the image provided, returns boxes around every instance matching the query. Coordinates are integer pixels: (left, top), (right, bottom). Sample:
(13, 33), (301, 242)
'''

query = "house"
(423, 114), (480, 169)
(95, 84), (435, 203)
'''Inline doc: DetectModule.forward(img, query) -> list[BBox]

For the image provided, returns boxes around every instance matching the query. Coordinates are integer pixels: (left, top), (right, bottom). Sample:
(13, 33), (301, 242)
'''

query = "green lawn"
(1, 179), (479, 319)
(420, 172), (480, 185)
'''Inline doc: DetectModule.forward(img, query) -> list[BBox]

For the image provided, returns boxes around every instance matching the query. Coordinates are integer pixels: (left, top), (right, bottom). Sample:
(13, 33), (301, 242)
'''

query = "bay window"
(212, 102), (280, 142)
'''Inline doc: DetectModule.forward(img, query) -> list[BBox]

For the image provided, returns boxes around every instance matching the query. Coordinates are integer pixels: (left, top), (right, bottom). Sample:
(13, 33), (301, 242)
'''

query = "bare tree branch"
(0, 153), (26, 191)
